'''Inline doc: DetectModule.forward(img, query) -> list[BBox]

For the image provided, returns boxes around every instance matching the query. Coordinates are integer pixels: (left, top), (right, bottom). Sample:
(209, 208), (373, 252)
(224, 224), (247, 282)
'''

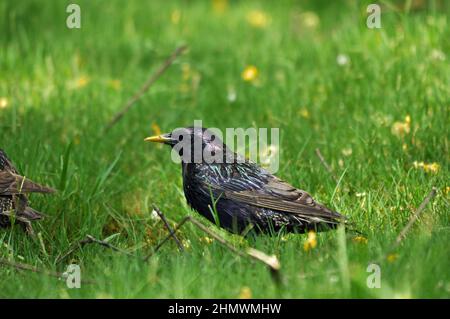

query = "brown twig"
(144, 216), (190, 261)
(394, 187), (437, 246)
(374, 187), (438, 263)
(56, 234), (134, 264)
(315, 148), (339, 184)
(104, 45), (188, 131)
(152, 205), (184, 252)
(144, 215), (281, 281)
(0, 258), (95, 284)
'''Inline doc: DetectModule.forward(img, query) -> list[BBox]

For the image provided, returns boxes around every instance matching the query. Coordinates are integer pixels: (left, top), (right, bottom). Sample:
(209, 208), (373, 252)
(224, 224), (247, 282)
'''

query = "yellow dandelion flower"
(241, 65), (259, 82)
(201, 236), (214, 244)
(303, 230), (317, 252)
(298, 108), (310, 119)
(108, 79), (122, 91)
(239, 286), (252, 299)
(405, 115), (411, 124)
(444, 186), (450, 195)
(300, 11), (320, 29)
(171, 9), (181, 25)
(75, 75), (90, 89)
(387, 253), (398, 263)
(212, 0), (228, 14)
(413, 161), (440, 174)
(424, 162), (440, 173)
(391, 115), (411, 138)
(352, 236), (368, 244)
(246, 10), (270, 28)
(341, 147), (352, 157)
(0, 97), (8, 109)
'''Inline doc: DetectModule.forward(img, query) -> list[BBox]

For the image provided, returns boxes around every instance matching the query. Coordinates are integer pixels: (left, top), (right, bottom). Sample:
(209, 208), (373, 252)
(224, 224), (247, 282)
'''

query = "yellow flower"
(391, 115), (411, 138)
(444, 186), (450, 195)
(299, 11), (320, 29)
(239, 286), (252, 299)
(212, 0), (228, 14)
(75, 75), (90, 89)
(425, 162), (440, 173)
(0, 97), (8, 109)
(246, 10), (270, 28)
(387, 253), (398, 263)
(341, 147), (352, 157)
(298, 108), (310, 119)
(108, 79), (121, 91)
(200, 236), (214, 244)
(182, 239), (191, 249)
(413, 161), (440, 174)
(303, 230), (317, 252)
(352, 236), (368, 244)
(171, 9), (181, 25)
(241, 65), (259, 82)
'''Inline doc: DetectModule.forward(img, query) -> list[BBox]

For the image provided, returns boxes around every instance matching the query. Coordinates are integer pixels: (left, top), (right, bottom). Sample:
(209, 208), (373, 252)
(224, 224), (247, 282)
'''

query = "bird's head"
(145, 126), (235, 164)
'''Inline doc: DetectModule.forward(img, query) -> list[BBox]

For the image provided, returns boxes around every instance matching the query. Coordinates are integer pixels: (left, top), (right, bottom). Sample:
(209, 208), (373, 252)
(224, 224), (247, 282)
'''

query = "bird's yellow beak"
(144, 134), (172, 144)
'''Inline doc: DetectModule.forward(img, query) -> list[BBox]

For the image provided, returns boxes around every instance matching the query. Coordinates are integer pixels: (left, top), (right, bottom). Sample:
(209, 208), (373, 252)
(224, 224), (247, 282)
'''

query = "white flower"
(227, 87), (237, 102)
(430, 49), (446, 61)
(336, 54), (350, 66)
(150, 209), (160, 221)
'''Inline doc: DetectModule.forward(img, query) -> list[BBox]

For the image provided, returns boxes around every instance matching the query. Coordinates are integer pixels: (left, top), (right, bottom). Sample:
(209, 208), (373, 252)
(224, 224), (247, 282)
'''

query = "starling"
(0, 149), (54, 233)
(145, 127), (345, 235)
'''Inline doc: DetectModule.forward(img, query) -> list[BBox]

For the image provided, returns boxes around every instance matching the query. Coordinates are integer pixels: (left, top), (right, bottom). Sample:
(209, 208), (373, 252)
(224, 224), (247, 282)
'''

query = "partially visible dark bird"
(0, 149), (55, 234)
(145, 127), (345, 235)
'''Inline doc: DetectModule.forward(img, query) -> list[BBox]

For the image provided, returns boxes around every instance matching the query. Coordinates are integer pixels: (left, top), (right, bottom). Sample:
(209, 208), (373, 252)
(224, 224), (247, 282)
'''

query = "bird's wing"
(0, 171), (55, 195)
(210, 173), (343, 222)
(0, 150), (19, 174)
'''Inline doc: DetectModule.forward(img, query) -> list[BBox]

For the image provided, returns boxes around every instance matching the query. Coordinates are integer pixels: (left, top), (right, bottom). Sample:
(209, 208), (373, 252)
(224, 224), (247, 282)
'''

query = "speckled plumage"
(147, 127), (345, 235)
(0, 149), (54, 232)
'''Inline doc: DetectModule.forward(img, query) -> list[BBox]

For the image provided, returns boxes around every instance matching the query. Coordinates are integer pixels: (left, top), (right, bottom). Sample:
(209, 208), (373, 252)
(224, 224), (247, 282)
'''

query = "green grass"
(0, 0), (449, 298)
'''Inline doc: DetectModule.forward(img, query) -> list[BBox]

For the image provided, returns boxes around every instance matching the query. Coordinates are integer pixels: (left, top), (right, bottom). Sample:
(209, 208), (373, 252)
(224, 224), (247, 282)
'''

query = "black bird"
(146, 127), (345, 235)
(0, 149), (54, 233)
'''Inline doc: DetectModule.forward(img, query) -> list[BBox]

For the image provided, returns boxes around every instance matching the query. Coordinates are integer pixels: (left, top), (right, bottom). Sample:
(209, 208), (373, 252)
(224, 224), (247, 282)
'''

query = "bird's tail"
(0, 171), (56, 195)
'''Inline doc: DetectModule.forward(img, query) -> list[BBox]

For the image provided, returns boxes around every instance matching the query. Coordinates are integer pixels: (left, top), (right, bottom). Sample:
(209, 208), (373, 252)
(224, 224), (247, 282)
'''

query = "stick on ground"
(152, 205), (184, 252)
(144, 214), (281, 281)
(315, 148), (339, 184)
(376, 186), (437, 263)
(0, 258), (95, 284)
(56, 234), (134, 264)
(104, 45), (188, 131)
(394, 187), (437, 246)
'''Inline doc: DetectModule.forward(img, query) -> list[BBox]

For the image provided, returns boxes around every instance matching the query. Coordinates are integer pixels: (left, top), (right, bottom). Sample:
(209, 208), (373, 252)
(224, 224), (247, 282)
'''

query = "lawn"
(0, 0), (448, 298)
